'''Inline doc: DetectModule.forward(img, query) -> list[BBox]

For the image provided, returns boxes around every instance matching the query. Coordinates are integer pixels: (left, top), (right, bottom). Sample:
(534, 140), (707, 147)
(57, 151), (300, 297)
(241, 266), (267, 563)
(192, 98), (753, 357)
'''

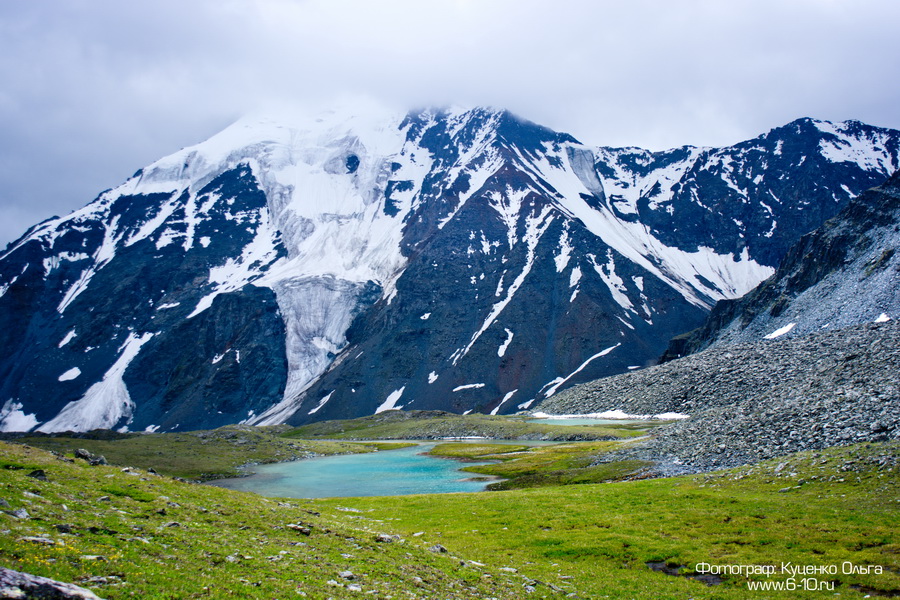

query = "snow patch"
(569, 265), (582, 288)
(375, 387), (406, 414)
(497, 328), (514, 357)
(58, 368), (81, 382)
(58, 330), (77, 348)
(617, 315), (635, 330)
(38, 332), (155, 432)
(0, 400), (40, 432)
(764, 322), (796, 339)
(554, 228), (573, 272)
(540, 343), (621, 398)
(453, 383), (486, 392)
(308, 391), (334, 415)
(815, 119), (897, 174)
(490, 389), (518, 415)
(0, 265), (29, 299)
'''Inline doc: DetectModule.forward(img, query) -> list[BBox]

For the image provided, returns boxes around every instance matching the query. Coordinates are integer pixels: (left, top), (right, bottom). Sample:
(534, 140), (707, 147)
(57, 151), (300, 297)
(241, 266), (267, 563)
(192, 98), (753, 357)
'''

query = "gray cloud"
(2, 0), (899, 244)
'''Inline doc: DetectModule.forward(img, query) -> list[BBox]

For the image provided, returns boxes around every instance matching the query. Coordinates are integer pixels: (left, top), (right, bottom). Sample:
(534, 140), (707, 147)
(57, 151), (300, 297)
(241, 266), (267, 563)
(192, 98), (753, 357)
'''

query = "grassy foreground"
(328, 441), (900, 599)
(0, 441), (525, 599)
(1, 424), (897, 599)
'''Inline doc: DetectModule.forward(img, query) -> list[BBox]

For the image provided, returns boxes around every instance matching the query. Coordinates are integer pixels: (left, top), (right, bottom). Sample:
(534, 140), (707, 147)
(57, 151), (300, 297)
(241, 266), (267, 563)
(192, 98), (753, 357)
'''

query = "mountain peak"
(1, 110), (899, 433)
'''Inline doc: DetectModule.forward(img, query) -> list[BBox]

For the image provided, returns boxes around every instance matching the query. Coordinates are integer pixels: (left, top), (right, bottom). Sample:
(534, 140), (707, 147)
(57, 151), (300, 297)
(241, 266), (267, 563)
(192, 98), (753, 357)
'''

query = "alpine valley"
(1, 106), (899, 434)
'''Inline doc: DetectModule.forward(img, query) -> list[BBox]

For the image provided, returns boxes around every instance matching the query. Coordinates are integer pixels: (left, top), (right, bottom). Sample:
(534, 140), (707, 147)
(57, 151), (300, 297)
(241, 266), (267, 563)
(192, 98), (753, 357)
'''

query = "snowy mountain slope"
(1, 107), (898, 432)
(0, 106), (415, 432)
(593, 118), (899, 265)
(661, 169), (900, 359)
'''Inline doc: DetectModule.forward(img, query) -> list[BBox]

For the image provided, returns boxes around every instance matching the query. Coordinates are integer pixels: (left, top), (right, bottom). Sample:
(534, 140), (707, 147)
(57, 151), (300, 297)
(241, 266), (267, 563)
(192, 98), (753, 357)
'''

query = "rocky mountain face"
(662, 169), (900, 359)
(1, 106), (898, 433)
(536, 320), (900, 474)
(536, 171), (900, 473)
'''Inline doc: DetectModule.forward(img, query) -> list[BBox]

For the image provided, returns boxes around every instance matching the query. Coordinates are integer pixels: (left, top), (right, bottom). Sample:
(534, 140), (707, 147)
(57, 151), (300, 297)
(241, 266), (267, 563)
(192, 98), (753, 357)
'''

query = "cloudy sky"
(1, 0), (899, 245)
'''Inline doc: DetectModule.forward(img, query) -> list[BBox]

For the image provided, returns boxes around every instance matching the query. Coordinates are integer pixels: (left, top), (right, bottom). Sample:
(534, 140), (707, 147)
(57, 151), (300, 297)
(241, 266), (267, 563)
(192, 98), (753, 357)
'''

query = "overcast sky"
(1, 0), (899, 245)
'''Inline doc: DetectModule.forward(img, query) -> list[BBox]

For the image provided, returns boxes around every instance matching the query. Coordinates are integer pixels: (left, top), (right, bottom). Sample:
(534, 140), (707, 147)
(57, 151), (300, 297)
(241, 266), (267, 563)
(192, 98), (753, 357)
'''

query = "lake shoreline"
(210, 441), (508, 498)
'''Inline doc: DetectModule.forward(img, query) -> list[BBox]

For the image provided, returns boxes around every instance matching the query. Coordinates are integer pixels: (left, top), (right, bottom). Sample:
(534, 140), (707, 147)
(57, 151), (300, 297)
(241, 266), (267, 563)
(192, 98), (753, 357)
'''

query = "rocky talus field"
(537, 320), (900, 473)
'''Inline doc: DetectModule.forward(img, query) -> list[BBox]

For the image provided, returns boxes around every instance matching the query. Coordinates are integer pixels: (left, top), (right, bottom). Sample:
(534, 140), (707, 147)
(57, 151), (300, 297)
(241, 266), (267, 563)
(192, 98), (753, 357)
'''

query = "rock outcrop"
(0, 567), (105, 600)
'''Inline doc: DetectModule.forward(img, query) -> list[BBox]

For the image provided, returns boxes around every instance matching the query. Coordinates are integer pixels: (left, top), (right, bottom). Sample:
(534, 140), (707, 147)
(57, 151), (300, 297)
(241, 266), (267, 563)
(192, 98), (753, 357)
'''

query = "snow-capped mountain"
(1, 106), (898, 432)
(662, 169), (900, 359)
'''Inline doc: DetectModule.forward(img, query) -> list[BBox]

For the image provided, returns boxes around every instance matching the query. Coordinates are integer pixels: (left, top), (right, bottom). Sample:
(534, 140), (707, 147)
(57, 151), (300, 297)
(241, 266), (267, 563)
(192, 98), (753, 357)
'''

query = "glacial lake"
(211, 443), (497, 498)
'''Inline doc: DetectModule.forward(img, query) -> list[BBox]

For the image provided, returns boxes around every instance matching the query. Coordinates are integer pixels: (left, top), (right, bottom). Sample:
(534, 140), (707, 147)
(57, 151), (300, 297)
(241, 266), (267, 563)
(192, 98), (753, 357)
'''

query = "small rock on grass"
(286, 523), (312, 535)
(18, 536), (56, 546)
(26, 470), (48, 481)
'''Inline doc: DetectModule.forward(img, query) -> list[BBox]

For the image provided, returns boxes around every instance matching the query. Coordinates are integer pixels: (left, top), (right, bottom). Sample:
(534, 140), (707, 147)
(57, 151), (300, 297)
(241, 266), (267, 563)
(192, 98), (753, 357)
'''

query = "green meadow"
(0, 414), (897, 599)
(284, 410), (649, 442)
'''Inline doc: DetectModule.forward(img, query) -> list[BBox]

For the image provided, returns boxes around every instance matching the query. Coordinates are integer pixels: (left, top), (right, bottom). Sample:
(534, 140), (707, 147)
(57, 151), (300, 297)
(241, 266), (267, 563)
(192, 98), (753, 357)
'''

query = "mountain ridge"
(1, 106), (898, 433)
(661, 168), (900, 359)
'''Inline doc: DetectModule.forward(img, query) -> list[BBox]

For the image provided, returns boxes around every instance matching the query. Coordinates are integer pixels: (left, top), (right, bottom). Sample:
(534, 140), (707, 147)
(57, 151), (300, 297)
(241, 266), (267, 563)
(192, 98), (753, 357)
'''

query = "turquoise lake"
(211, 443), (494, 498)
